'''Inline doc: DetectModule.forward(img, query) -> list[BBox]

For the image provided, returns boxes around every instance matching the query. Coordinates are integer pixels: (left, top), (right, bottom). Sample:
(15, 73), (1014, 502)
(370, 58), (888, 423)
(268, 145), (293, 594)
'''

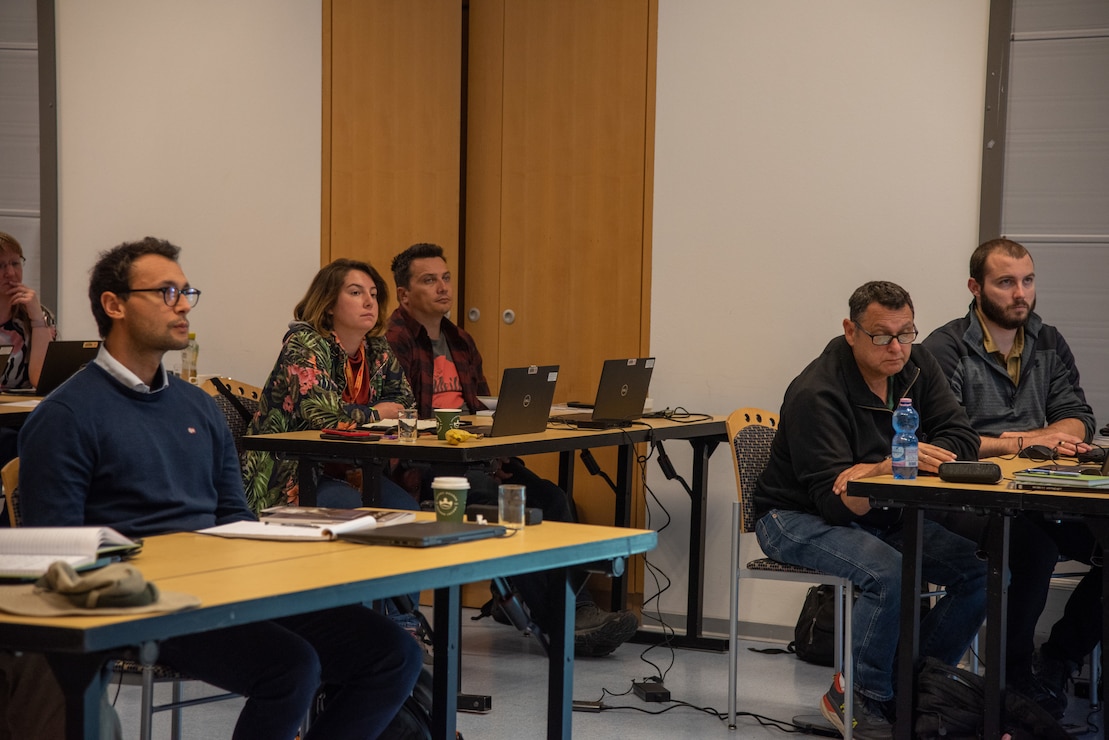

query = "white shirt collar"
(93, 345), (170, 394)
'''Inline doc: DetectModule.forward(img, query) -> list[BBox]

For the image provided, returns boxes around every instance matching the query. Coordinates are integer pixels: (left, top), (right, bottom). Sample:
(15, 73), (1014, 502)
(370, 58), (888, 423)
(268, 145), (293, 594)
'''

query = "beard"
(979, 291), (1035, 331)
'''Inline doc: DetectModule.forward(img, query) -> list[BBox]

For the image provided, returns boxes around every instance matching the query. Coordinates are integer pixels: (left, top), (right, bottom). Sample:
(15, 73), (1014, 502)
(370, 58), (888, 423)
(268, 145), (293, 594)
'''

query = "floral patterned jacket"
(241, 322), (414, 513)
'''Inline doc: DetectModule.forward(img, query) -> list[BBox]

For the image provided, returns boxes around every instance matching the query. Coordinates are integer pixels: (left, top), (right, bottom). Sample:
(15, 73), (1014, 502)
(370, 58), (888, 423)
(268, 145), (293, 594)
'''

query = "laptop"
(33, 340), (102, 396)
(467, 365), (559, 437)
(338, 520), (507, 548)
(560, 357), (655, 429)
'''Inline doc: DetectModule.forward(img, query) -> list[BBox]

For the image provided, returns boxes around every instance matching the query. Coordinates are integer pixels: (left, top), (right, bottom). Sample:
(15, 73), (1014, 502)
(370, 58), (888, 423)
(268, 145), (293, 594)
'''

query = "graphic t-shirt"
(431, 334), (466, 411)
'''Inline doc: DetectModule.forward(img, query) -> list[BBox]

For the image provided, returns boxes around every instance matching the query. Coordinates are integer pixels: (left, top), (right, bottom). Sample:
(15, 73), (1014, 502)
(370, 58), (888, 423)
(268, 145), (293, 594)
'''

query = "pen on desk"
(1027, 469), (1082, 477)
(262, 521), (320, 528)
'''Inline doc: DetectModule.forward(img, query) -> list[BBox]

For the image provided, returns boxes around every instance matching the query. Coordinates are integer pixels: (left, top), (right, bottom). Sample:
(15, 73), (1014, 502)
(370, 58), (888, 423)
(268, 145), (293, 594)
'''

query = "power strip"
(632, 681), (670, 702)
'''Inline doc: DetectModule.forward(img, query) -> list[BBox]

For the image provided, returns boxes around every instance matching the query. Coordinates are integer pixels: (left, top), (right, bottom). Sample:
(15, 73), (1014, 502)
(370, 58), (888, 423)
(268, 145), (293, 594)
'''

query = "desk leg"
(895, 507), (923, 740)
(609, 445), (633, 613)
(297, 455), (317, 507)
(360, 462), (384, 508)
(547, 566), (574, 739)
(432, 585), (460, 739)
(632, 438), (726, 652)
(46, 653), (110, 740)
(983, 512), (1009, 740)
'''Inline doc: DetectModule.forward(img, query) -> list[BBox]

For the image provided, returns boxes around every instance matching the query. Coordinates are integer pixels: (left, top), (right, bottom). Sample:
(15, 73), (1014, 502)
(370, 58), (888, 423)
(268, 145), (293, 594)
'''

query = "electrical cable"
(588, 434), (817, 736)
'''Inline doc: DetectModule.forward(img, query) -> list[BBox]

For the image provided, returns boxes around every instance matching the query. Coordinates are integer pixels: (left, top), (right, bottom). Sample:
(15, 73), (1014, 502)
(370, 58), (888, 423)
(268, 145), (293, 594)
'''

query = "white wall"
(55, 0), (321, 385)
(649, 0), (991, 629)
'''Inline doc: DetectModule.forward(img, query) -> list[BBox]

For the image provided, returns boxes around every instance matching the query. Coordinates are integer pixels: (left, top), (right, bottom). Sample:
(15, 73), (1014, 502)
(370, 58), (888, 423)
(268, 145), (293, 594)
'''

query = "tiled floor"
(110, 611), (1105, 738)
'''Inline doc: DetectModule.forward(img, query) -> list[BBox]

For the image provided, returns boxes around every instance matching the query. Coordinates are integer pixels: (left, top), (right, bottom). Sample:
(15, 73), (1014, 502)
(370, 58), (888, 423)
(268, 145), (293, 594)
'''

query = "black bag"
(790, 585), (838, 666)
(914, 656), (1068, 740)
(379, 667), (435, 739)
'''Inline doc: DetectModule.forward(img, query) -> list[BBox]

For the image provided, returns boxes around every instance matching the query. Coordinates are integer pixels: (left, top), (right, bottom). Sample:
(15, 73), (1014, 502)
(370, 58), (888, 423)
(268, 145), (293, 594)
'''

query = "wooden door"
(324, 0), (463, 274)
(465, 0), (656, 536)
(465, 0), (654, 401)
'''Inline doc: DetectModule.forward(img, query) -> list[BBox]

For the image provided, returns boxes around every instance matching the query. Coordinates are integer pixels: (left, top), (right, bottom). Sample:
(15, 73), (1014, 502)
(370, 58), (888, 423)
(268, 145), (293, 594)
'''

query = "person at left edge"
(242, 258), (419, 514)
(18, 237), (421, 739)
(0, 231), (57, 475)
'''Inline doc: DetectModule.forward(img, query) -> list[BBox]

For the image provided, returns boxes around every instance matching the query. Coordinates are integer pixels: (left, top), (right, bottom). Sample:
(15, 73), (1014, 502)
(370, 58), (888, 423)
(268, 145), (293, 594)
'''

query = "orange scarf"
(343, 341), (371, 406)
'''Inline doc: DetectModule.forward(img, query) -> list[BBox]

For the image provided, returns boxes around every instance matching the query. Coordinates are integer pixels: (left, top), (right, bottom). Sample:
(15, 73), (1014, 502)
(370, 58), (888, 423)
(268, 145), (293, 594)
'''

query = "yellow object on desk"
(444, 429), (481, 445)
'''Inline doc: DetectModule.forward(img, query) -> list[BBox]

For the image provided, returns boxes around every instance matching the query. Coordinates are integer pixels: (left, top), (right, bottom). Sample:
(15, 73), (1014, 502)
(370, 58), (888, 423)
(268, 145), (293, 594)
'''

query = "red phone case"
(319, 428), (381, 440)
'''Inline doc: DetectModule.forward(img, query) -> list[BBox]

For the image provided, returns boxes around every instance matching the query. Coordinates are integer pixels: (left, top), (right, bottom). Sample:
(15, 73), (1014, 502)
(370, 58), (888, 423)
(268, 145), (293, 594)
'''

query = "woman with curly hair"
(243, 259), (416, 514)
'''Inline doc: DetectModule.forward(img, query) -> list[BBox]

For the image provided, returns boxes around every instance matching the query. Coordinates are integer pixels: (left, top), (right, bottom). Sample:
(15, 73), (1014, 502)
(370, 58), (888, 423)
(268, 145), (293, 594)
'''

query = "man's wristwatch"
(367, 407), (381, 423)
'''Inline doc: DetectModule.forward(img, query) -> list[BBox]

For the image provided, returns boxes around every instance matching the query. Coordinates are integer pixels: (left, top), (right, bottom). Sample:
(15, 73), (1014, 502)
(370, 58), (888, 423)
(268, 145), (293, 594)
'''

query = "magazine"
(198, 508), (415, 541)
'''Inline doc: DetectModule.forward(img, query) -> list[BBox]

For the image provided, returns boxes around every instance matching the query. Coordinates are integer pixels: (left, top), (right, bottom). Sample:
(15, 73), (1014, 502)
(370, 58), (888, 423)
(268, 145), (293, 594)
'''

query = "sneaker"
(1008, 669), (1065, 720)
(819, 673), (893, 740)
(1035, 649), (1078, 718)
(573, 604), (638, 657)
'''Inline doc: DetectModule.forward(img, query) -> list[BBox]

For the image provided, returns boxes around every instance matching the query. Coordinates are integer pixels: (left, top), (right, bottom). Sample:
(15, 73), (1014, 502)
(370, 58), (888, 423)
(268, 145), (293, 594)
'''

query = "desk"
(243, 416), (728, 650)
(0, 396), (39, 427)
(0, 519), (656, 740)
(849, 458), (1109, 740)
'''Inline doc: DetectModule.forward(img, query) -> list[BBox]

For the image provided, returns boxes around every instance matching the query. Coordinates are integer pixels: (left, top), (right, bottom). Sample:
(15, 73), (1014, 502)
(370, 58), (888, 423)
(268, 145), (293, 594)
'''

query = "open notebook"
(198, 509), (414, 541)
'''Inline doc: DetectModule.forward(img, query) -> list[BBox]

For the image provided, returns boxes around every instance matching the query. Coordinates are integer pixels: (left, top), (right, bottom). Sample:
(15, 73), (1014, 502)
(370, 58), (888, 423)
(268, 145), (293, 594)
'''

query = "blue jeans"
(756, 509), (986, 701)
(157, 605), (422, 740)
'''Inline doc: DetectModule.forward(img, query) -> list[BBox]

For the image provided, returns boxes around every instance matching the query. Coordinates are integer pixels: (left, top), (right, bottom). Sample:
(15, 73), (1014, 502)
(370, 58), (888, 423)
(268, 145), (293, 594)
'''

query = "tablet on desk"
(338, 521), (506, 548)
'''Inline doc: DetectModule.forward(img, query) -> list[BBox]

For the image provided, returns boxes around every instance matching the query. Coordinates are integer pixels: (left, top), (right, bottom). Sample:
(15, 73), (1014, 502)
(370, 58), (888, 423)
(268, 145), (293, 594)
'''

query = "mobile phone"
(320, 429), (382, 441)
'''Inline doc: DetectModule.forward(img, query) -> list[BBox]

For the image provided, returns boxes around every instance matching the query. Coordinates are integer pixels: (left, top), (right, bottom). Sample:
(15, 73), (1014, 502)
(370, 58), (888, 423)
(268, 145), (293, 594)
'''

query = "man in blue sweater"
(923, 237), (1099, 717)
(18, 237), (421, 739)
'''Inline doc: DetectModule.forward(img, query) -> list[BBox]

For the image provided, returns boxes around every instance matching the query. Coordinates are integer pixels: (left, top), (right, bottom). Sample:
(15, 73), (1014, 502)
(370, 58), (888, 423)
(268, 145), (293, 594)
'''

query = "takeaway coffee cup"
(434, 408), (462, 440)
(432, 476), (469, 522)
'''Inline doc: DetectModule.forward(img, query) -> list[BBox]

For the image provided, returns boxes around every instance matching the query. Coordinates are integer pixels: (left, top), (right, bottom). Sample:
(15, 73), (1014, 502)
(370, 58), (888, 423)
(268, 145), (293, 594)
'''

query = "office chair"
(725, 408), (855, 737)
(201, 376), (262, 458)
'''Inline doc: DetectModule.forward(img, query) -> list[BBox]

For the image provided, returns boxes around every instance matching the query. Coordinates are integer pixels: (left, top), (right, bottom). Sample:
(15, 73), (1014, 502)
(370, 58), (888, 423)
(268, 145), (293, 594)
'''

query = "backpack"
(790, 585), (839, 666)
(914, 656), (1069, 740)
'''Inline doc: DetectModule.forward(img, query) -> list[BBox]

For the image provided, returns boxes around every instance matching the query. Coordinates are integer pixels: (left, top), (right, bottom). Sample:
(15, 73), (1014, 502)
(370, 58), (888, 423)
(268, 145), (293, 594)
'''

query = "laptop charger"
(632, 680), (670, 702)
(465, 504), (543, 526)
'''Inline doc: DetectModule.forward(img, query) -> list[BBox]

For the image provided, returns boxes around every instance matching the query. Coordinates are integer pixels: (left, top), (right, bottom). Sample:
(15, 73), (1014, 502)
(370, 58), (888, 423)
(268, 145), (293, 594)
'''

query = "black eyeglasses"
(853, 321), (917, 346)
(122, 286), (201, 307)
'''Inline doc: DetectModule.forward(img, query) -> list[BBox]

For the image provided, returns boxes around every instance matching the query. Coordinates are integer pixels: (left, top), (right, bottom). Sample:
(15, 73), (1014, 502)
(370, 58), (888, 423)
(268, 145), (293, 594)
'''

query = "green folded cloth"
(36, 562), (159, 609)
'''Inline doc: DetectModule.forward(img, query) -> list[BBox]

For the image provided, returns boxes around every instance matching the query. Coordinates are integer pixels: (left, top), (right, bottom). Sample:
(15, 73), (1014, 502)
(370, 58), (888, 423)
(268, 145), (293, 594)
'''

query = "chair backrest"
(725, 407), (779, 534)
(2, 457), (20, 527)
(201, 377), (262, 457)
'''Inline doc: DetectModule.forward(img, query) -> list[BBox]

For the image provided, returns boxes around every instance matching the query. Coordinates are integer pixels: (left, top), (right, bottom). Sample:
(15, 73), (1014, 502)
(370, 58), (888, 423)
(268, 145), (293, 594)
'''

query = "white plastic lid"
(431, 476), (470, 491)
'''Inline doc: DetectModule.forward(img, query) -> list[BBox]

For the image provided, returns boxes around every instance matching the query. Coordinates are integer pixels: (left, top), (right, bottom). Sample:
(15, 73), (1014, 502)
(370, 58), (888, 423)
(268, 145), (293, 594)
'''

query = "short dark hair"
(848, 281), (914, 323)
(970, 237), (1031, 284)
(294, 258), (390, 337)
(89, 237), (181, 338)
(390, 243), (446, 289)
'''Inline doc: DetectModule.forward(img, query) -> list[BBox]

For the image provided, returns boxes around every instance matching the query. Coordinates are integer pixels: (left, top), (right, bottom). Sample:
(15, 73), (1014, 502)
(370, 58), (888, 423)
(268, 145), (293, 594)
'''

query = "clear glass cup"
(397, 408), (419, 443)
(498, 484), (526, 530)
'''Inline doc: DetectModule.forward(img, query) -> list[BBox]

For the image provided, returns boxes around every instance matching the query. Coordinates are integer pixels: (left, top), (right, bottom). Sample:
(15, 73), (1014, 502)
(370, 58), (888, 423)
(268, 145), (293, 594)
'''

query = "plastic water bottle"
(891, 398), (919, 480)
(181, 332), (199, 383)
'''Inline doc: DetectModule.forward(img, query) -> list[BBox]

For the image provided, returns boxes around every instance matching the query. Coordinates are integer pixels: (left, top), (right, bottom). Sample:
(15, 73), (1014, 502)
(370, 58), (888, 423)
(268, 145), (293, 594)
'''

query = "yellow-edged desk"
(0, 395), (40, 427)
(0, 517), (656, 740)
(242, 414), (728, 650)
(848, 457), (1109, 740)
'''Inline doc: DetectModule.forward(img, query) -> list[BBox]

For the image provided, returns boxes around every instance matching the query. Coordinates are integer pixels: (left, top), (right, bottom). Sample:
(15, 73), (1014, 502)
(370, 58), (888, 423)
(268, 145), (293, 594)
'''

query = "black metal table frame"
(242, 418), (728, 651)
(849, 477), (1109, 740)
